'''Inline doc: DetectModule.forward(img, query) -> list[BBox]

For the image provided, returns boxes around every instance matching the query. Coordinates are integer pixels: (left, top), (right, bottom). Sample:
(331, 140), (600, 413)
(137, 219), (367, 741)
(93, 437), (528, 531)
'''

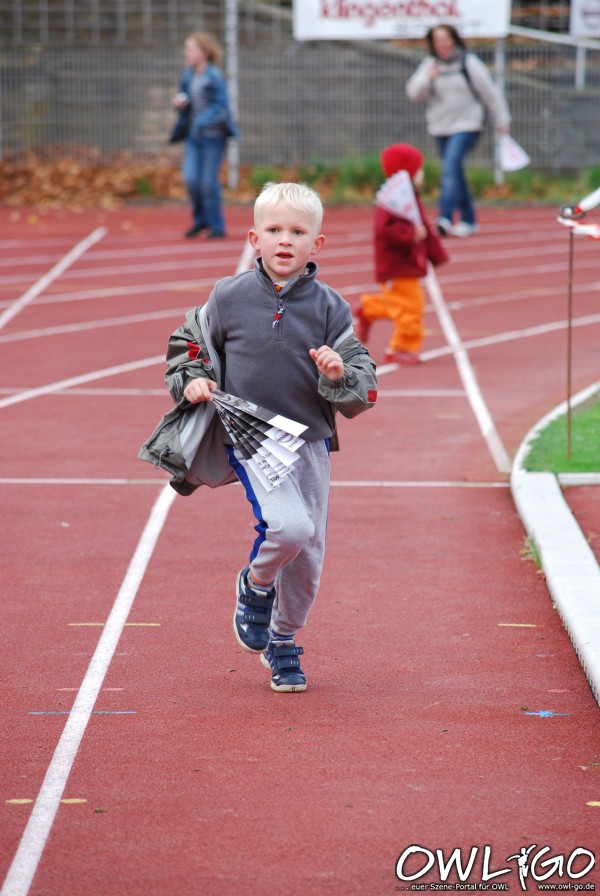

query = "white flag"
(375, 171), (422, 226)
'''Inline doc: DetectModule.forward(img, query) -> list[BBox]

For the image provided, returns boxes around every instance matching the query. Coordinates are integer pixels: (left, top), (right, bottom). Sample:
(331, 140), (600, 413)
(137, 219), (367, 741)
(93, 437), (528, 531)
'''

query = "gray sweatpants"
(227, 439), (330, 637)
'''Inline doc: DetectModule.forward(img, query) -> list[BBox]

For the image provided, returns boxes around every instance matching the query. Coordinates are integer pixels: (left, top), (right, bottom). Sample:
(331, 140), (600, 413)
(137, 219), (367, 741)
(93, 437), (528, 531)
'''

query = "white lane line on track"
(0, 387), (462, 398)
(425, 266), (512, 474)
(0, 387), (167, 397)
(1, 309), (595, 446)
(0, 243), (256, 411)
(0, 280), (215, 311)
(558, 473), (600, 486)
(0, 483), (175, 896)
(0, 239), (248, 318)
(322, 253), (596, 282)
(445, 286), (600, 312)
(2, 256), (596, 313)
(0, 357), (163, 410)
(0, 252), (246, 287)
(0, 227), (107, 332)
(0, 305), (600, 424)
(434, 253), (600, 285)
(0, 308), (192, 344)
(0, 477), (509, 488)
(0, 242), (232, 268)
(372, 389), (465, 397)
(0, 244), (255, 410)
(0, 227), (558, 269)
(1, 300), (598, 351)
(331, 481), (510, 488)
(425, 313), (600, 358)
(325, 277), (600, 305)
(0, 478), (174, 485)
(0, 257), (368, 288)
(0, 238), (255, 896)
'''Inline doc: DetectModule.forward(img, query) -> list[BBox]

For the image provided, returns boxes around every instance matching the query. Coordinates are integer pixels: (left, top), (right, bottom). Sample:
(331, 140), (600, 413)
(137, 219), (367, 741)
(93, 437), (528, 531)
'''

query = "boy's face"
(248, 201), (325, 282)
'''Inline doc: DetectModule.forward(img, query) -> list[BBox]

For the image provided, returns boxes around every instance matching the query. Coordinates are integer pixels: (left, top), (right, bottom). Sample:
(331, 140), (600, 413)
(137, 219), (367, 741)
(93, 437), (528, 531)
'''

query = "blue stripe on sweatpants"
(226, 444), (267, 565)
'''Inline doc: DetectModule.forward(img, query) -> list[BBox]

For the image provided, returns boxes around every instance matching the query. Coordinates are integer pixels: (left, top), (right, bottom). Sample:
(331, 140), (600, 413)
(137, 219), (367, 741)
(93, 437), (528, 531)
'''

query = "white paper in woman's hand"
(499, 134), (531, 171)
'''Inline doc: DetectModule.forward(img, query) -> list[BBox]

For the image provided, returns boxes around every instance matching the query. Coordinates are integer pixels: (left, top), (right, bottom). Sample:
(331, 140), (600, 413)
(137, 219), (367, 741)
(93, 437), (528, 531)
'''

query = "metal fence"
(0, 0), (574, 45)
(1, 0), (599, 172)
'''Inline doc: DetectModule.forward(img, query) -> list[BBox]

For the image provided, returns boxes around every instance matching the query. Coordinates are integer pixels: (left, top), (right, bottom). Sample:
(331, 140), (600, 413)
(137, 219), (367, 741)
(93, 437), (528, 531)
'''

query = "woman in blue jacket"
(172, 32), (238, 239)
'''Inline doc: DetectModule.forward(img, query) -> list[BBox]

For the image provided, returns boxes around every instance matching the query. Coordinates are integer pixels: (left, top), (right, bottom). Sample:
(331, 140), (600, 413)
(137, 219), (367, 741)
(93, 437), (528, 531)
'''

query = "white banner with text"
(292, 0), (511, 40)
(570, 0), (600, 37)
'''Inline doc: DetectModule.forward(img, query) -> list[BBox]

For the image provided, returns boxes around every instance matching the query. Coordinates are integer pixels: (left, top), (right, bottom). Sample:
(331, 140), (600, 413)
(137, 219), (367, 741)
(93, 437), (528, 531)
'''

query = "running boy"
(170, 182), (377, 692)
(356, 143), (448, 365)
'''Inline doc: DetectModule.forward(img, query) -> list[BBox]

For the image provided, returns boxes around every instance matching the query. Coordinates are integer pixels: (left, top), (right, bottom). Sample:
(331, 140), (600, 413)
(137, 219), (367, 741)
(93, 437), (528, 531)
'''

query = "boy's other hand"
(184, 378), (216, 403)
(309, 346), (344, 380)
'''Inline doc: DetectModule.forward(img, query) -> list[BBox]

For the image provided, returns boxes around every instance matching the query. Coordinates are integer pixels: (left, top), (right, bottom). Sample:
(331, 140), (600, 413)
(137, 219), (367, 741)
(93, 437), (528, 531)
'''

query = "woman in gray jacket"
(406, 24), (511, 238)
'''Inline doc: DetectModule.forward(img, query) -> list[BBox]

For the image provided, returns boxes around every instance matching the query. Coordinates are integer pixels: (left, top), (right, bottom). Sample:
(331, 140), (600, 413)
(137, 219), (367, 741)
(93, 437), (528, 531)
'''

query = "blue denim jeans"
(434, 131), (480, 225)
(182, 134), (227, 234)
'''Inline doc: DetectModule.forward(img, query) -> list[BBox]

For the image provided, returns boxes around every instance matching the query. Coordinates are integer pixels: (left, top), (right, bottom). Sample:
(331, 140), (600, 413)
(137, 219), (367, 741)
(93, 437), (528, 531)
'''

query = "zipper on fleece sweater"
(270, 267), (309, 340)
(272, 283), (286, 340)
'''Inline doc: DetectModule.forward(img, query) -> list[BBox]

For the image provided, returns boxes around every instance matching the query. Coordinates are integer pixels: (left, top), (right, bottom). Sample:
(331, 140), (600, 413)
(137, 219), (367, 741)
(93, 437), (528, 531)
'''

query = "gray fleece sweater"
(406, 52), (511, 136)
(200, 258), (377, 442)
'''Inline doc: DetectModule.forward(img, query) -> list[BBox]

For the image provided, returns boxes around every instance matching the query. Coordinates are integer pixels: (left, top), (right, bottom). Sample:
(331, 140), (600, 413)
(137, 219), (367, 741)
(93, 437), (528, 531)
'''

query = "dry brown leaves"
(0, 150), (324, 209)
(0, 149), (189, 209)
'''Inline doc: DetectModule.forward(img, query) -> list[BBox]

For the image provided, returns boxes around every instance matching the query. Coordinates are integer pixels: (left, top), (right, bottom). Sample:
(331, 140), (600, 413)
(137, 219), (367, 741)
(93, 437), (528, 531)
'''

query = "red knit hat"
(380, 143), (424, 179)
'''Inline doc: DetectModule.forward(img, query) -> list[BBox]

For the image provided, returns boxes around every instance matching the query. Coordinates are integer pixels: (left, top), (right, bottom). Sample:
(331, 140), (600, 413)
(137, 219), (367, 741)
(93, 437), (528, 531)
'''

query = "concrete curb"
(510, 383), (600, 708)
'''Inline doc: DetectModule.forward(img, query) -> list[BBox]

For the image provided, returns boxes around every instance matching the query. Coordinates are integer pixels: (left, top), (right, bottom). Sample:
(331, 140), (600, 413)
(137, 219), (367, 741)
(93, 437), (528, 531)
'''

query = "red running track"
(0, 203), (599, 896)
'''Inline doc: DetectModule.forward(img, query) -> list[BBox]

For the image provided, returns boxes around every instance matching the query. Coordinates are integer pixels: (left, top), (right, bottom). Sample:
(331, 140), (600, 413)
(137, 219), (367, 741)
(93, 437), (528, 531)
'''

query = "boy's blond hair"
(254, 182), (323, 235)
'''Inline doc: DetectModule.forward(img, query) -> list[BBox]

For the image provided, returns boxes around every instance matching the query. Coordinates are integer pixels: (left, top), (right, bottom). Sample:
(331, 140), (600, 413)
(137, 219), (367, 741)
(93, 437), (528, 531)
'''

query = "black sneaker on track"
(233, 567), (275, 653)
(261, 639), (307, 692)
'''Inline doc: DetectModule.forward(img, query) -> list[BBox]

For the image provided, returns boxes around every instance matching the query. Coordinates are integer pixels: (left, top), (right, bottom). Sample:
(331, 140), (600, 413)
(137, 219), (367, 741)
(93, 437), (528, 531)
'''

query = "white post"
(575, 45), (586, 89)
(225, 0), (239, 190)
(494, 38), (505, 186)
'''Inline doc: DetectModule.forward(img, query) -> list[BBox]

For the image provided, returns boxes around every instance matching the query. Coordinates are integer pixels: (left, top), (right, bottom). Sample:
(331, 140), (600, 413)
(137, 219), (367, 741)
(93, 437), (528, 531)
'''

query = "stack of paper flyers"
(211, 390), (307, 491)
(375, 170), (422, 226)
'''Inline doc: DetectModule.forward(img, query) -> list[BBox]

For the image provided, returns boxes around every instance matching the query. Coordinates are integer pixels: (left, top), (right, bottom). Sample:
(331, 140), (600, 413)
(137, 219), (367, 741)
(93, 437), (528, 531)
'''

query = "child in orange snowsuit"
(356, 143), (448, 365)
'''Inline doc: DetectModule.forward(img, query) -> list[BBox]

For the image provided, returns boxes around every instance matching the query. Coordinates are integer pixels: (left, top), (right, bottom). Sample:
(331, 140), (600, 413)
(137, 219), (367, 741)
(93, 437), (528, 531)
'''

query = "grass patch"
(134, 176), (154, 198)
(331, 154), (383, 200)
(520, 535), (543, 572)
(247, 166), (282, 191)
(237, 156), (600, 208)
(5, 149), (600, 209)
(524, 399), (600, 473)
(292, 156), (600, 208)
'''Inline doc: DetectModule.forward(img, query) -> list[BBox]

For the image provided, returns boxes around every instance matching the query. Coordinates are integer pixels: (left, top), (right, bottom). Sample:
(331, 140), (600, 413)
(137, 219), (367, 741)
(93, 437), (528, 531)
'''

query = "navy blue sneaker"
(233, 568), (275, 653)
(261, 639), (306, 692)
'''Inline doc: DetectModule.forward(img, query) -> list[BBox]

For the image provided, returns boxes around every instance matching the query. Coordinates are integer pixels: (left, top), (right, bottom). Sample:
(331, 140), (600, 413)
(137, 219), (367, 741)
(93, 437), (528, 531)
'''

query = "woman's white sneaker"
(450, 222), (480, 237)
(436, 216), (452, 236)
